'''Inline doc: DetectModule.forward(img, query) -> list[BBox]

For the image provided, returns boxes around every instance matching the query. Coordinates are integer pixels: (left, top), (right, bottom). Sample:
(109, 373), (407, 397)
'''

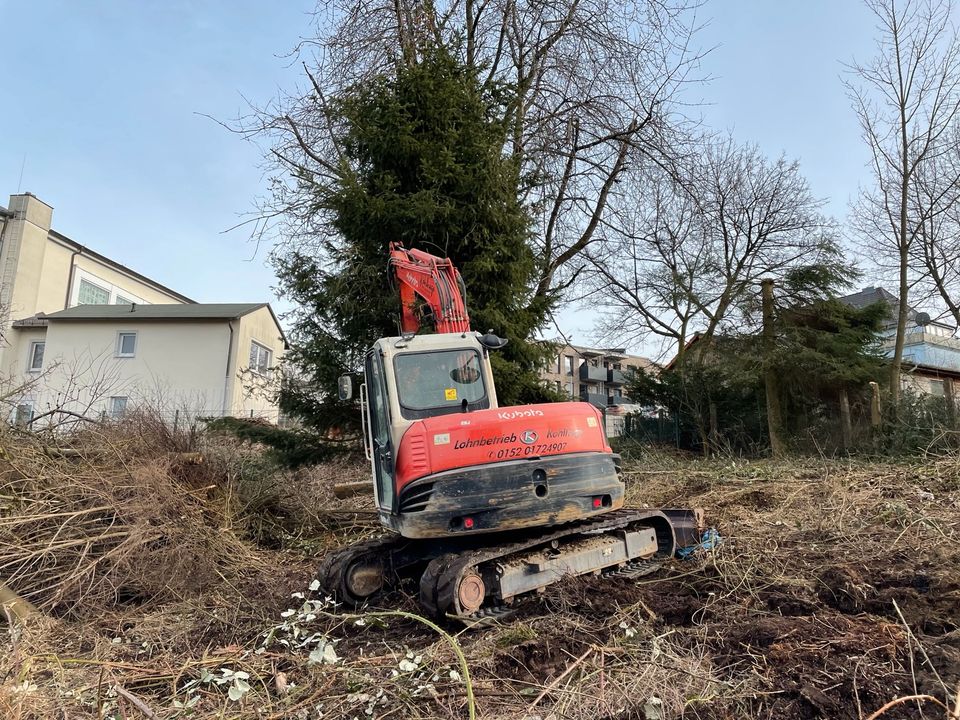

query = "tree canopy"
(278, 46), (555, 425)
(627, 270), (888, 454)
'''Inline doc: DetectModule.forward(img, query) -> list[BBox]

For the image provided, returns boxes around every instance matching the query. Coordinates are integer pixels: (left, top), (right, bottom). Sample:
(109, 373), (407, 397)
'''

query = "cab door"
(364, 351), (395, 513)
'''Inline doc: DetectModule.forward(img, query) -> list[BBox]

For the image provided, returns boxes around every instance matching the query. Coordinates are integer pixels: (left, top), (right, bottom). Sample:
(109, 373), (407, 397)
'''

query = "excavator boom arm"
(388, 243), (470, 334)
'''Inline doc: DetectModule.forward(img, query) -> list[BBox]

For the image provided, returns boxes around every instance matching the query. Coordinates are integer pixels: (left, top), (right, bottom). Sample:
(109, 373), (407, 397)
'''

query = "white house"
(0, 192), (286, 425)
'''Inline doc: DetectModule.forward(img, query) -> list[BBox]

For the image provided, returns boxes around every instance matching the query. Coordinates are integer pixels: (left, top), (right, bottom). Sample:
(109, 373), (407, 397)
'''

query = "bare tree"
(846, 0), (960, 407)
(910, 124), (960, 327)
(238, 0), (707, 307)
(583, 136), (834, 366)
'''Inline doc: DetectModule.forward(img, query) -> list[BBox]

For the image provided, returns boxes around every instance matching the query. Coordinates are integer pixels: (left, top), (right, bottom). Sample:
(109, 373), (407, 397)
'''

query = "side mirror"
(338, 375), (354, 401)
(478, 331), (508, 350)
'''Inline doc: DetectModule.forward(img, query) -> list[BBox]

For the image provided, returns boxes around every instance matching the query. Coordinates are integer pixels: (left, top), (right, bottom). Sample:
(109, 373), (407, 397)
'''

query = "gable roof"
(840, 286), (899, 311)
(48, 229), (195, 304)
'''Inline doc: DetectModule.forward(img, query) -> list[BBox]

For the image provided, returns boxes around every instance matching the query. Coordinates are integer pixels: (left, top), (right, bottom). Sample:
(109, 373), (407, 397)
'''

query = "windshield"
(394, 349), (487, 416)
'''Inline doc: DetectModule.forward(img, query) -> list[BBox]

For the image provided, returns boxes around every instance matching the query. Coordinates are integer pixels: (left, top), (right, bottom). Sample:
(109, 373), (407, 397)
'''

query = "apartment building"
(1, 192), (286, 424)
(541, 342), (652, 407)
(840, 286), (960, 397)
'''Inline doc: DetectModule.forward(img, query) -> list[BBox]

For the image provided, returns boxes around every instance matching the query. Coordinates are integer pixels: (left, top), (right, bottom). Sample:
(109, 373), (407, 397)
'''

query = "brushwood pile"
(1, 419), (958, 719)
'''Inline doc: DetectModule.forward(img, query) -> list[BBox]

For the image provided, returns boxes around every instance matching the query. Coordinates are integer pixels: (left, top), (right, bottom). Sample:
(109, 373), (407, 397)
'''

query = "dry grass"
(1, 429), (958, 719)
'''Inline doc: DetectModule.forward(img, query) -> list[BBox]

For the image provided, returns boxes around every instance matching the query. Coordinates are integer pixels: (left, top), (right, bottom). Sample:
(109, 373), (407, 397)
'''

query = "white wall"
(22, 320), (232, 422)
(6, 313), (286, 424)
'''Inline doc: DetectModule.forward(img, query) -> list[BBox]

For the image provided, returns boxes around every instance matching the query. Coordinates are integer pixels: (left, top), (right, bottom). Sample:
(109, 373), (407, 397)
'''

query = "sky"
(0, 0), (881, 348)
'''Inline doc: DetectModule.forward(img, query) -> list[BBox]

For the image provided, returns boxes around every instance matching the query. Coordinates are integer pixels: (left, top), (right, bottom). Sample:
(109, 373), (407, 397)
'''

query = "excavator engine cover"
(389, 402), (623, 538)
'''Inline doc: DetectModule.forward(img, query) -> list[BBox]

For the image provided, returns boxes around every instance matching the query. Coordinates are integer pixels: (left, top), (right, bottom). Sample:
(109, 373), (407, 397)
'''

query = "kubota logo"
(520, 430), (538, 444)
(497, 409), (544, 420)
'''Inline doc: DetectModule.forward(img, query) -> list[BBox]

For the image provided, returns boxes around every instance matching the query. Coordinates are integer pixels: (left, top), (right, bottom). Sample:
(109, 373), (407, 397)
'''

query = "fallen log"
(333, 481), (372, 499)
(43, 446), (87, 459)
(170, 452), (203, 465)
(0, 582), (39, 621)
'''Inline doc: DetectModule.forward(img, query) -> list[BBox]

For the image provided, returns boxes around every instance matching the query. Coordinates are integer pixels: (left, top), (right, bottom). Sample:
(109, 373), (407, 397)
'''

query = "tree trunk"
(870, 381), (882, 428)
(761, 279), (786, 457)
(839, 386), (853, 451)
(0, 583), (38, 621)
(888, 245), (910, 409)
(708, 401), (719, 455)
(944, 377), (957, 430)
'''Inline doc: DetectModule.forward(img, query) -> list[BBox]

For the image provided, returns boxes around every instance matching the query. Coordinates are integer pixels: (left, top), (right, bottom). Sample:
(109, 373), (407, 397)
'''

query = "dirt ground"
(1, 430), (958, 719)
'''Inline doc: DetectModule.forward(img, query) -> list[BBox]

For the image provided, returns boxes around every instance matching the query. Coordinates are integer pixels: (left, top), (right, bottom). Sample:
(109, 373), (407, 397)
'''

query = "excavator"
(318, 242), (703, 622)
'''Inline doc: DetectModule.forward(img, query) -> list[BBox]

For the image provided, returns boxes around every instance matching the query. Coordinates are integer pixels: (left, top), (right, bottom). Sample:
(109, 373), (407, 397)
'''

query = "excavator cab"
(354, 332), (500, 519)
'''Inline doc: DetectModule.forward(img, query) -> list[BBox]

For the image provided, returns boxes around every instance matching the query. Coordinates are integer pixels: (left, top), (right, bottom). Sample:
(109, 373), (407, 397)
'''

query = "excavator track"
(418, 508), (685, 622)
(316, 534), (410, 606)
(319, 508), (702, 621)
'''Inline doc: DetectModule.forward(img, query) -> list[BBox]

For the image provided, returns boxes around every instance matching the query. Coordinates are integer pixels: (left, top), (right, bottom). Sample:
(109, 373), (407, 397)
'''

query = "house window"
(71, 269), (147, 307)
(109, 396), (128, 417)
(116, 332), (137, 357)
(565, 356), (575, 376)
(78, 278), (111, 305)
(249, 341), (272, 374)
(929, 379), (945, 397)
(28, 341), (45, 372)
(14, 403), (33, 427)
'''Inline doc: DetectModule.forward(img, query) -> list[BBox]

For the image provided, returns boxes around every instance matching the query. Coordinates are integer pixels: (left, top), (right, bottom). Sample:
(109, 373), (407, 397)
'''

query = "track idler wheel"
(343, 558), (384, 602)
(317, 541), (388, 607)
(456, 572), (486, 614)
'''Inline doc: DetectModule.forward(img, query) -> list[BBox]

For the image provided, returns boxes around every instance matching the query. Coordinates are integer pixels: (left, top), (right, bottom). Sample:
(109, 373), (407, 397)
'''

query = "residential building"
(1, 192), (286, 424)
(540, 342), (652, 407)
(839, 286), (960, 396)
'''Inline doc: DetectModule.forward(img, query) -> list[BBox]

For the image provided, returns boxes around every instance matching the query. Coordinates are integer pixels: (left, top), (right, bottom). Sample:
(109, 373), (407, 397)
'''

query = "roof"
(13, 303), (288, 346)
(42, 302), (267, 321)
(545, 339), (650, 365)
(839, 287), (902, 324)
(664, 332), (702, 371)
(4, 195), (192, 303)
(838, 286), (952, 330)
(841, 286), (899, 310)
(11, 315), (48, 328)
(48, 229), (195, 304)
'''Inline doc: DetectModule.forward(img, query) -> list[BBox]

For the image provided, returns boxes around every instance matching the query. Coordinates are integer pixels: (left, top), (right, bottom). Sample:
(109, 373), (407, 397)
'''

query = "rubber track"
(317, 534), (407, 605)
(419, 508), (675, 621)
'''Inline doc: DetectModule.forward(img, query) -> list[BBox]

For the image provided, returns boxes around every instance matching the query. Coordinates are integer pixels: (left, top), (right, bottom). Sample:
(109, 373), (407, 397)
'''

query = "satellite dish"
(916, 312), (932, 326)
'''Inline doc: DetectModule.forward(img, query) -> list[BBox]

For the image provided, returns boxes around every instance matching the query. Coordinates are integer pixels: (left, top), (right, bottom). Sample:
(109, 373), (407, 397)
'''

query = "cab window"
(394, 349), (488, 419)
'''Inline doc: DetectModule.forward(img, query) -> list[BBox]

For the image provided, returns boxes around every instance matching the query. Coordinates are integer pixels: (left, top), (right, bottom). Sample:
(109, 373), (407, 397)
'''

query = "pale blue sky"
(1, 1), (877, 337)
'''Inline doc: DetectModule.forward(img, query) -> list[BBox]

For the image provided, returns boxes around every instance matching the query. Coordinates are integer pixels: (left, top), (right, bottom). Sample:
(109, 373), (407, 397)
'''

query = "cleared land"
(1, 424), (958, 719)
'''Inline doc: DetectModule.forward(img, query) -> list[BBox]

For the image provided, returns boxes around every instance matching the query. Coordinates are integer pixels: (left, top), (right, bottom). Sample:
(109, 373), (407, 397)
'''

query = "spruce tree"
(278, 46), (554, 429)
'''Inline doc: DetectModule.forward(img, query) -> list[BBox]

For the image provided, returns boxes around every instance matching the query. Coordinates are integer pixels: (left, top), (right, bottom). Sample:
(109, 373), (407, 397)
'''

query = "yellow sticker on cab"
(444, 388), (458, 401)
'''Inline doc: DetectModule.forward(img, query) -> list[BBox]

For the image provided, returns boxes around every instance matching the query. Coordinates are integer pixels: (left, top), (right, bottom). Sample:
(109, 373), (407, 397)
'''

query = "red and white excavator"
(319, 242), (702, 621)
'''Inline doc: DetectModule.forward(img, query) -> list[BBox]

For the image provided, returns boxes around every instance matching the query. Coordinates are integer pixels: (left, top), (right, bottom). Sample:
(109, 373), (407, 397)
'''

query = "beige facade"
(0, 194), (190, 337)
(540, 342), (652, 407)
(7, 306), (286, 424)
(1, 193), (285, 424)
(228, 305), (288, 419)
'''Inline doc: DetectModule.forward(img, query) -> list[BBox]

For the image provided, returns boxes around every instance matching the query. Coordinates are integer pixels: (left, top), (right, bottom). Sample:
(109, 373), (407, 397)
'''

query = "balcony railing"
(579, 389), (608, 406)
(579, 364), (607, 382)
(607, 369), (625, 385)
